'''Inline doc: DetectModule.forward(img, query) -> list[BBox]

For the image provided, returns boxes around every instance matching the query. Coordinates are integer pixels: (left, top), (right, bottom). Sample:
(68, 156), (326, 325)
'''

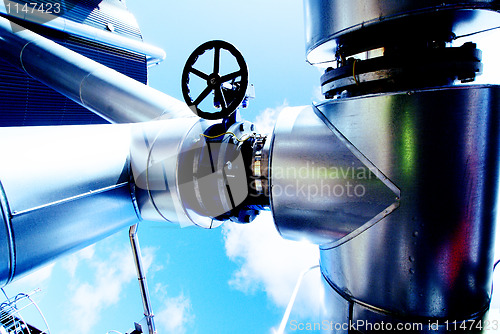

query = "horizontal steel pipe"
(0, 123), (139, 285)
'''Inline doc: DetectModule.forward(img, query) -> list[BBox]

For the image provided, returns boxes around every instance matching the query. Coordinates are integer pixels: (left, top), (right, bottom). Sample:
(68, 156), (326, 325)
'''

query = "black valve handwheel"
(181, 40), (249, 120)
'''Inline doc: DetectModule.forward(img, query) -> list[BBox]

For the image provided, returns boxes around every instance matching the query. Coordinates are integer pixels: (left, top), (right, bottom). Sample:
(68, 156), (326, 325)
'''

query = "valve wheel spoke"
(193, 86), (212, 106)
(190, 67), (209, 80)
(220, 70), (242, 83)
(182, 40), (248, 120)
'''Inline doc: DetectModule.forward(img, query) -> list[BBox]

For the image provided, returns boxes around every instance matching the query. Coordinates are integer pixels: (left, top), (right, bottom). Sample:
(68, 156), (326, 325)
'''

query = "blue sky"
(5, 2), (500, 334)
(4, 1), (322, 334)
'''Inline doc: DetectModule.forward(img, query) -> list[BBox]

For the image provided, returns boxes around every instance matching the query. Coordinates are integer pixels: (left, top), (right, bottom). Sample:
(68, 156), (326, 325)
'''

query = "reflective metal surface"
(131, 118), (204, 227)
(304, 0), (500, 64)
(177, 121), (252, 224)
(0, 123), (139, 285)
(315, 85), (500, 325)
(131, 119), (257, 228)
(270, 106), (399, 245)
(0, 16), (192, 123)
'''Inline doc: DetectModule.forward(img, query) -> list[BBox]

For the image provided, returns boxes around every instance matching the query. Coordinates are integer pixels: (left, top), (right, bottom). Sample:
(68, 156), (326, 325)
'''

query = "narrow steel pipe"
(276, 265), (320, 334)
(0, 16), (193, 123)
(129, 224), (156, 334)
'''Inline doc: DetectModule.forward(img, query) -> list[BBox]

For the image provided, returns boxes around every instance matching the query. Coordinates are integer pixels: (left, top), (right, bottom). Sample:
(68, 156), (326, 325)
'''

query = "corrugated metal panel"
(63, 35), (147, 84)
(0, 57), (107, 126)
(10, 0), (143, 40)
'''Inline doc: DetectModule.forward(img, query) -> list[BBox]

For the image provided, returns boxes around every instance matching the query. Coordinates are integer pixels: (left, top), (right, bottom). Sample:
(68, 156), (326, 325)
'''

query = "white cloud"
(68, 245), (156, 334)
(240, 103), (323, 320)
(155, 292), (193, 334)
(254, 102), (311, 137)
(60, 244), (96, 278)
(222, 212), (321, 318)
(254, 101), (288, 135)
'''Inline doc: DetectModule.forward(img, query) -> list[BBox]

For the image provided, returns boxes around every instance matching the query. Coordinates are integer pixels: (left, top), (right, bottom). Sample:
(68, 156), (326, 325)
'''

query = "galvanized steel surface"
(315, 85), (499, 323)
(304, 0), (500, 64)
(270, 105), (400, 245)
(0, 123), (139, 285)
(130, 118), (206, 227)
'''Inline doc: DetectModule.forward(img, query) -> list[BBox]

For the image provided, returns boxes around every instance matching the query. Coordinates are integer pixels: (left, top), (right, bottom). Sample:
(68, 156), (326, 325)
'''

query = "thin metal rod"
(129, 224), (156, 334)
(276, 265), (320, 334)
(453, 25), (500, 40)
